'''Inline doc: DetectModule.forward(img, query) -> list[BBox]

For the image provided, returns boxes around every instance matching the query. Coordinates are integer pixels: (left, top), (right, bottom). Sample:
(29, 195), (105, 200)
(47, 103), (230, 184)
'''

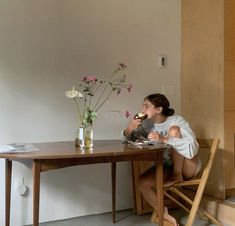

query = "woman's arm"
(167, 116), (199, 159)
(122, 119), (152, 142)
(123, 118), (141, 137)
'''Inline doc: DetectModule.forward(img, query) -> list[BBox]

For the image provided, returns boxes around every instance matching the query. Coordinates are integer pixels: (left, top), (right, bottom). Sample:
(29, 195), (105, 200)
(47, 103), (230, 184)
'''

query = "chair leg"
(164, 191), (190, 213)
(170, 188), (222, 226)
(150, 209), (157, 223)
(168, 187), (197, 226)
(170, 187), (194, 205)
(150, 209), (175, 226)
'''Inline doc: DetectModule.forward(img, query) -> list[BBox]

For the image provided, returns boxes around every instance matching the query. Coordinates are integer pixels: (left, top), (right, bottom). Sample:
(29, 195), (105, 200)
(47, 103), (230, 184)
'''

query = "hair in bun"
(144, 93), (175, 116)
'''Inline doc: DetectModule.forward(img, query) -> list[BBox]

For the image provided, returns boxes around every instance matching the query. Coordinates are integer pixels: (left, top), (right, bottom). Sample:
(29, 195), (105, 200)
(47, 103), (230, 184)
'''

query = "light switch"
(159, 55), (167, 68)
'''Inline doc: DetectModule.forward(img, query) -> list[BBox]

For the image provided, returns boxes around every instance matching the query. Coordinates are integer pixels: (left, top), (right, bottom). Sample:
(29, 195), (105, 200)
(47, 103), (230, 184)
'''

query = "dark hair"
(144, 93), (175, 116)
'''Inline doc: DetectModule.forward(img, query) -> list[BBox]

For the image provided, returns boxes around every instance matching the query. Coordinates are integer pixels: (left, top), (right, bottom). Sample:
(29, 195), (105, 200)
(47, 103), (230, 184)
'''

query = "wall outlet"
(16, 184), (28, 196)
(15, 177), (28, 196)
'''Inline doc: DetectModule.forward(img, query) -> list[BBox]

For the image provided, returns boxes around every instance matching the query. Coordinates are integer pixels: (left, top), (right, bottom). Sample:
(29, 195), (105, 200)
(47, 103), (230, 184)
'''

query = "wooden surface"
(224, 0), (235, 190)
(181, 0), (235, 195)
(0, 140), (164, 160)
(181, 0), (225, 199)
(5, 160), (12, 226)
(0, 140), (169, 226)
(132, 161), (153, 215)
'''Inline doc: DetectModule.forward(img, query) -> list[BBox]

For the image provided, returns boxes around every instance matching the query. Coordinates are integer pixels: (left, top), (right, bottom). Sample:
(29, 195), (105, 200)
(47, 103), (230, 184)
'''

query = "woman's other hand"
(168, 126), (182, 138)
(148, 132), (168, 143)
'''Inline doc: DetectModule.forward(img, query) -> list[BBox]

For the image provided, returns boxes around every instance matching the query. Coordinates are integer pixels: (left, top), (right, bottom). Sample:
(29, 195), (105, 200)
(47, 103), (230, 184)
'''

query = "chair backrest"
(173, 138), (220, 188)
(170, 138), (221, 226)
(196, 138), (220, 186)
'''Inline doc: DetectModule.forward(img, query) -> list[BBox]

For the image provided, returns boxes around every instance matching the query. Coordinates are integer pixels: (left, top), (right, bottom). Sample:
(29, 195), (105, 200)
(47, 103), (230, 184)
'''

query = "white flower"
(78, 92), (83, 98)
(65, 86), (83, 99)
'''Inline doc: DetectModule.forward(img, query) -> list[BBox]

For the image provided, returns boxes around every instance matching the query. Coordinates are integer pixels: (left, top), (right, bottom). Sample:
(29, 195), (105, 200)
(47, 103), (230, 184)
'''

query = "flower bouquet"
(65, 63), (132, 148)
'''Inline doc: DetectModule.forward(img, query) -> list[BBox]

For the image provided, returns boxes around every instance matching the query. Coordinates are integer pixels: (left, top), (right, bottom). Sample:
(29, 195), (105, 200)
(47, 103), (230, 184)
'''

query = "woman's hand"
(168, 126), (182, 138)
(148, 132), (168, 143)
(124, 118), (142, 137)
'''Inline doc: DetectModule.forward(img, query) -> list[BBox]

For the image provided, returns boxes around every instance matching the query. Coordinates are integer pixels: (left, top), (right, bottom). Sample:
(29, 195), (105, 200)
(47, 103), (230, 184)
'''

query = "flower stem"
(93, 71), (116, 110)
(73, 98), (83, 125)
(95, 89), (113, 112)
(88, 83), (93, 108)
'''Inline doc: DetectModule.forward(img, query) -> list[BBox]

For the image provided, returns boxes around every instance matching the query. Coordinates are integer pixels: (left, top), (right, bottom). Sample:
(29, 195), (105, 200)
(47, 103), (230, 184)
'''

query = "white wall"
(0, 0), (181, 225)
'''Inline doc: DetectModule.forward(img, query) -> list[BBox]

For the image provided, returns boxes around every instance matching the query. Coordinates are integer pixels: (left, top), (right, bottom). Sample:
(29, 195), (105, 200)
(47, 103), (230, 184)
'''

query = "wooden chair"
(156, 138), (222, 226)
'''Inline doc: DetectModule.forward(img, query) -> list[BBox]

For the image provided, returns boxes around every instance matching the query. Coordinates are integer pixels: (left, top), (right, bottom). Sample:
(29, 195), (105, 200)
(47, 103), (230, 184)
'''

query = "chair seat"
(165, 178), (201, 187)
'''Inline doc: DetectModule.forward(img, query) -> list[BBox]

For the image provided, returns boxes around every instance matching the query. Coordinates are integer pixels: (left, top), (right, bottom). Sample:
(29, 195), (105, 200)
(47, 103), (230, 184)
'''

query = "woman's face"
(143, 99), (159, 119)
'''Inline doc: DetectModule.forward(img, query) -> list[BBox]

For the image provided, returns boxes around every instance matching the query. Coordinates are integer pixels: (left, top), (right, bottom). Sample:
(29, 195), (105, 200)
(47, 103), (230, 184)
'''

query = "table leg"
(5, 159), (12, 226)
(111, 162), (116, 223)
(33, 160), (41, 226)
(131, 161), (137, 215)
(156, 159), (164, 226)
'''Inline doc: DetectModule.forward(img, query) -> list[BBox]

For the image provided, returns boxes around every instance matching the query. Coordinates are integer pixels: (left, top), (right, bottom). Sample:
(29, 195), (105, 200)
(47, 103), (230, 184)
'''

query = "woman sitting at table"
(123, 93), (200, 226)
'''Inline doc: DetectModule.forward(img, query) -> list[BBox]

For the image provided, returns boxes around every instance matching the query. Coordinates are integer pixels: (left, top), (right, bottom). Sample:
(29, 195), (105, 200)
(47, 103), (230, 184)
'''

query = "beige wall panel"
(225, 0), (235, 38)
(182, 0), (224, 142)
(224, 61), (235, 110)
(181, 0), (225, 198)
(224, 0), (235, 190)
(224, 111), (235, 188)
(225, 36), (235, 61)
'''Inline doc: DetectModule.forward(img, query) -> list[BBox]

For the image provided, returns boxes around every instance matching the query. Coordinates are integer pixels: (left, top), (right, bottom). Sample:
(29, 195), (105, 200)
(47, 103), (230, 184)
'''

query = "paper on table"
(0, 145), (16, 153)
(0, 143), (39, 153)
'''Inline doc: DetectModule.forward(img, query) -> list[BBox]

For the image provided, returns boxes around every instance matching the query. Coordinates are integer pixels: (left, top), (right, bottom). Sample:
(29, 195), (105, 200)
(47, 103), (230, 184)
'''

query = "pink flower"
(82, 76), (98, 82)
(115, 63), (127, 72)
(126, 84), (133, 92)
(125, 111), (131, 118)
(109, 110), (131, 119)
(82, 77), (86, 82)
(118, 63), (127, 70)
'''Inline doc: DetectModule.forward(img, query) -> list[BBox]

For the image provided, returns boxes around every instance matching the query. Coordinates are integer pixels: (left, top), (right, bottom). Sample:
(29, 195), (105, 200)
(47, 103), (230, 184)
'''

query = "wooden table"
(0, 140), (169, 226)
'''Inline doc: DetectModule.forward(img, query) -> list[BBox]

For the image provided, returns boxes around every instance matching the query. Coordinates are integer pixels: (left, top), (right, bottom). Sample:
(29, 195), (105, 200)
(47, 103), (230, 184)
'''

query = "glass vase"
(75, 125), (93, 149)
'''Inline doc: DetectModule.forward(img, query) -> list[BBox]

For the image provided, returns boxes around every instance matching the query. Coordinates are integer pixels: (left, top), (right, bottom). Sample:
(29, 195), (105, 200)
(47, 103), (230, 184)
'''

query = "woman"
(123, 93), (200, 226)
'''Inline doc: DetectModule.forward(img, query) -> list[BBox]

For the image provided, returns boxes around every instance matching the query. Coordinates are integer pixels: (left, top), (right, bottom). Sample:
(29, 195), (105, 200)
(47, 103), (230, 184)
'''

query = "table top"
(0, 140), (169, 160)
